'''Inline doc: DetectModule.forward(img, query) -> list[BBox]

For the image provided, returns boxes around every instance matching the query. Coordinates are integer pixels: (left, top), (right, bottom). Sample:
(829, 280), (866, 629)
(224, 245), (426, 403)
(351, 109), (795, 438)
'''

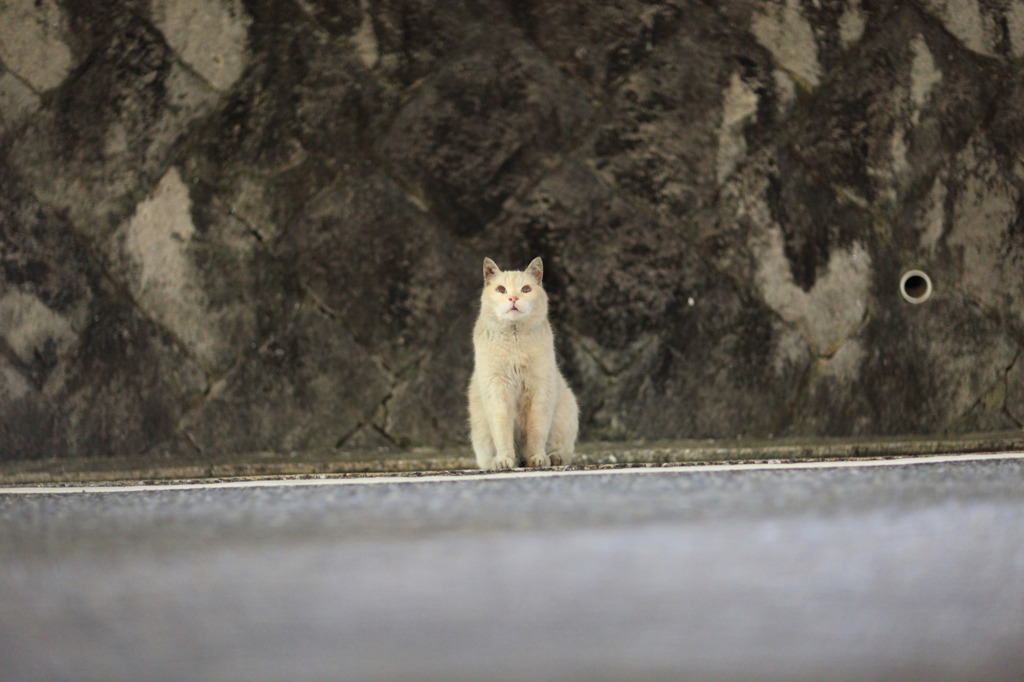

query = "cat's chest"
(478, 332), (548, 375)
(484, 340), (532, 371)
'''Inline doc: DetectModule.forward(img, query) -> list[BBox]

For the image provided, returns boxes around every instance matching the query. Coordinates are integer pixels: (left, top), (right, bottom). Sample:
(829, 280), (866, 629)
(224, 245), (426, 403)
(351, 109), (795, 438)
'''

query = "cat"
(468, 257), (579, 470)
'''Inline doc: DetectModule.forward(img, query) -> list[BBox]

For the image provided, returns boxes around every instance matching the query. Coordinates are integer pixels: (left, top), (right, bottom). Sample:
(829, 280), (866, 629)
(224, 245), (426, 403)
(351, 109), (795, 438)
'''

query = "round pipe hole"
(900, 270), (932, 304)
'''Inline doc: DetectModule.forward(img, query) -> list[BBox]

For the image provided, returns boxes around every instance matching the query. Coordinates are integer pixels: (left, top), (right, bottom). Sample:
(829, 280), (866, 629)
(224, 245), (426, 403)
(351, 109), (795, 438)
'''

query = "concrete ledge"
(2, 431), (1023, 487)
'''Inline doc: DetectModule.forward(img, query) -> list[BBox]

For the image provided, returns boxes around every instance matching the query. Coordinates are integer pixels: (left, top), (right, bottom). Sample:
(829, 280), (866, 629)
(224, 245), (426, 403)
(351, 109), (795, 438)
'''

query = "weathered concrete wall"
(2, 0), (1023, 461)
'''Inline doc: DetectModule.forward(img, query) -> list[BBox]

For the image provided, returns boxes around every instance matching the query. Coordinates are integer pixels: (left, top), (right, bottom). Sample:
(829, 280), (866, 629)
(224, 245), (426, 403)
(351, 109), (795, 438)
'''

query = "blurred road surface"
(2, 455), (1023, 681)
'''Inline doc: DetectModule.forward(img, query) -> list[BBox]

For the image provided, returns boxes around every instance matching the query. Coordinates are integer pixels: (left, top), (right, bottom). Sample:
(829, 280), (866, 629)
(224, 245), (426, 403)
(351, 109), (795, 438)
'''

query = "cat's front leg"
(470, 377), (513, 470)
(485, 392), (518, 470)
(473, 411), (516, 471)
(525, 425), (550, 467)
(524, 388), (555, 468)
(489, 427), (516, 470)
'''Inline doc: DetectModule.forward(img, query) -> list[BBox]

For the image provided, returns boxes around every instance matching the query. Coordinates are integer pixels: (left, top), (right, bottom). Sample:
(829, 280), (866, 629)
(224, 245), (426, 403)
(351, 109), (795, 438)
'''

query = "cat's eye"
(521, 285), (532, 293)
(496, 285), (506, 294)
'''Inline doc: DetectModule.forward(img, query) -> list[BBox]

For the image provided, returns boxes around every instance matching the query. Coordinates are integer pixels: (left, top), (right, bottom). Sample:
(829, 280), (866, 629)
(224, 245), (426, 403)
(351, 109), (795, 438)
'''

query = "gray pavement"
(2, 456), (1024, 681)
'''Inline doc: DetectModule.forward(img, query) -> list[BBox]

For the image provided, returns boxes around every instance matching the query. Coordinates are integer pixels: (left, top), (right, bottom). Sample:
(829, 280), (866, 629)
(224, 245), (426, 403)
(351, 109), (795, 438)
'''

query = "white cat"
(468, 257), (579, 470)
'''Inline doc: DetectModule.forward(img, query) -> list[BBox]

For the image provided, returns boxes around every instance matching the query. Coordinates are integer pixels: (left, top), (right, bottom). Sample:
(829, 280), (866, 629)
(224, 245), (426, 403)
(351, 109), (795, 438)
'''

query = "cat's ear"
(526, 257), (543, 283)
(483, 258), (501, 286)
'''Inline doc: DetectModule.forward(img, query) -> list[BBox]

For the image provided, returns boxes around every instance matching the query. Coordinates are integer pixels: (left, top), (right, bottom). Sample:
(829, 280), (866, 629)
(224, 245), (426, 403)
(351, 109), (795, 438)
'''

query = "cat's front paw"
(490, 455), (516, 471)
(527, 453), (551, 468)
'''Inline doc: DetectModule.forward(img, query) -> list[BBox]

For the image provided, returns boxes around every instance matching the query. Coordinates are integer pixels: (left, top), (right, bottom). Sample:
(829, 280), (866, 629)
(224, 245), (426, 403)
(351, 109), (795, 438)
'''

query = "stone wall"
(2, 0), (1023, 461)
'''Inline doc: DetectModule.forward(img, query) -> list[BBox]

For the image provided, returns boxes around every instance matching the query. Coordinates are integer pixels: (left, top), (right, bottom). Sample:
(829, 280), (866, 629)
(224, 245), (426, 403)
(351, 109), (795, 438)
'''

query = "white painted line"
(1, 451), (1023, 495)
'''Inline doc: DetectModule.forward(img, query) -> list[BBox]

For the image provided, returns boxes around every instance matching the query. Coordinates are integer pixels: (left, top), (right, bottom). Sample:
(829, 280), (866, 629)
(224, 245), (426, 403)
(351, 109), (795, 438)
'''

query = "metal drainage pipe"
(900, 270), (932, 304)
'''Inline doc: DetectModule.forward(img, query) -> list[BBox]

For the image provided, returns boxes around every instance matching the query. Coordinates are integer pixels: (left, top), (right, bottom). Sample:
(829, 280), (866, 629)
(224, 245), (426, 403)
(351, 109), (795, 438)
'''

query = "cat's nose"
(509, 296), (519, 302)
